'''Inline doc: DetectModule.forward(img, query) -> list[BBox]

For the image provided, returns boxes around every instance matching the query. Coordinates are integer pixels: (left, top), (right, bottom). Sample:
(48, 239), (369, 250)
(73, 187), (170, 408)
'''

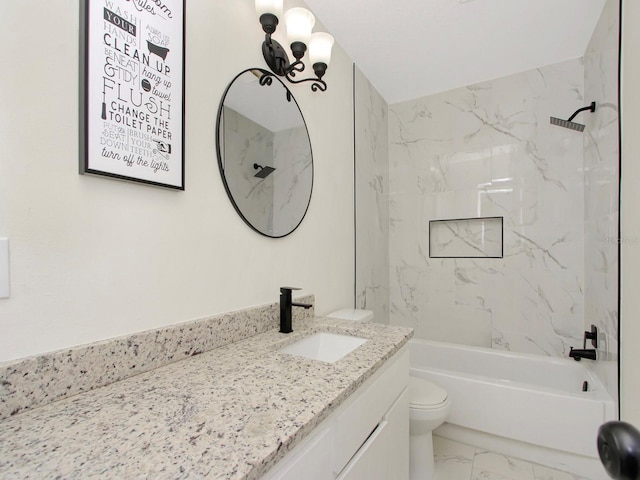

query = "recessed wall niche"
(429, 217), (503, 259)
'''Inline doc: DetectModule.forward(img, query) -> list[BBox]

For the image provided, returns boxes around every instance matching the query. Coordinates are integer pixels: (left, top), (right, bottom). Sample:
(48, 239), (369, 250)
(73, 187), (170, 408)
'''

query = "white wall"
(620, 0), (640, 425)
(0, 0), (355, 362)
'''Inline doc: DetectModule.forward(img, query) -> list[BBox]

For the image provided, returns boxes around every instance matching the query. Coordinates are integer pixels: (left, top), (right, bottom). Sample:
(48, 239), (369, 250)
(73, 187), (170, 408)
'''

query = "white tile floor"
(433, 436), (592, 480)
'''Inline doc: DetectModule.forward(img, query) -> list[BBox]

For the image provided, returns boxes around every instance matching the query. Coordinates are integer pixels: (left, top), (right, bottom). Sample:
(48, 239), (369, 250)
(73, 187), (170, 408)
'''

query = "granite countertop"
(0, 317), (412, 479)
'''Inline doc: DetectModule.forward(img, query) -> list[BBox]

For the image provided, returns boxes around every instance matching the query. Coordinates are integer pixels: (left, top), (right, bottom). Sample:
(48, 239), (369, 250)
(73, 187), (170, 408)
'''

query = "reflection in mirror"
(216, 69), (313, 238)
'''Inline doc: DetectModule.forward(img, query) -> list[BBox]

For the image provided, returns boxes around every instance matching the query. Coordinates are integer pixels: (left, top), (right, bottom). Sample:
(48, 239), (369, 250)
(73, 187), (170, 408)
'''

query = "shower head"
(550, 101), (596, 132)
(550, 116), (586, 132)
(254, 163), (276, 179)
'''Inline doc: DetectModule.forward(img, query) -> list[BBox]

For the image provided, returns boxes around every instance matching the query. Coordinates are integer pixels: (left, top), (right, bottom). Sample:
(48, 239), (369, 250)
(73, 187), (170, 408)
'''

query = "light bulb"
(284, 7), (315, 46)
(309, 32), (334, 67)
(255, 0), (283, 20)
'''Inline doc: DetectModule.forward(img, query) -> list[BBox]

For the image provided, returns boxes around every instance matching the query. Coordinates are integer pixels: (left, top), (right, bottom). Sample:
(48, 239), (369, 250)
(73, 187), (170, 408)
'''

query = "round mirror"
(216, 68), (313, 238)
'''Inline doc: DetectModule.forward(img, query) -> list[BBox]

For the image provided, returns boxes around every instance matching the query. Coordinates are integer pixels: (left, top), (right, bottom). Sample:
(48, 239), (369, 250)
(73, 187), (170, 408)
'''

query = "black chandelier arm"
(262, 34), (290, 76)
(284, 59), (306, 76)
(282, 71), (327, 92)
(260, 33), (328, 92)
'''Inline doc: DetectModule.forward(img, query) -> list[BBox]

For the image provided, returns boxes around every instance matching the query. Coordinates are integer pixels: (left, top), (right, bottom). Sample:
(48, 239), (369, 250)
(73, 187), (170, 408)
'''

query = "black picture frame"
(79, 0), (185, 190)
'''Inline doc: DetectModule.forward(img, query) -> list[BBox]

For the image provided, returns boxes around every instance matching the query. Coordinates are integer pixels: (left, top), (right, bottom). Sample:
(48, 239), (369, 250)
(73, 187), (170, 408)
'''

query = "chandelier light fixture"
(255, 0), (335, 92)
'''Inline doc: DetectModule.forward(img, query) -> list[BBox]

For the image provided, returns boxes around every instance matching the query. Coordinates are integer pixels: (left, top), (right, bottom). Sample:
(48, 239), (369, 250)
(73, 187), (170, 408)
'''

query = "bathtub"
(409, 338), (616, 478)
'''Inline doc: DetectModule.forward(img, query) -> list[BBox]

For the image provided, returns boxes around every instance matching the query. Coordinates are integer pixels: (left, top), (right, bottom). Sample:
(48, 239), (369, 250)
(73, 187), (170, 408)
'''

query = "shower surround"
(356, 1), (618, 378)
(389, 58), (588, 357)
(355, 66), (390, 323)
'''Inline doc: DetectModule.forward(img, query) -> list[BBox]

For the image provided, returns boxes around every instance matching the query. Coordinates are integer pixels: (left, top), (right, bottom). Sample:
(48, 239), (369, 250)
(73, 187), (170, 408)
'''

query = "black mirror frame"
(215, 68), (314, 238)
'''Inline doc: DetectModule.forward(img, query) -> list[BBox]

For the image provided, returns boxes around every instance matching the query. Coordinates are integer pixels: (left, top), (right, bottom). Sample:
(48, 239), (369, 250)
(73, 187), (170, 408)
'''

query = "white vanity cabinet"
(263, 346), (409, 480)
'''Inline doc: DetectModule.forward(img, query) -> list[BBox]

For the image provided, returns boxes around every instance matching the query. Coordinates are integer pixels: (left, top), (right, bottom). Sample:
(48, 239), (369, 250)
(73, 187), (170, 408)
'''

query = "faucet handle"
(583, 325), (598, 349)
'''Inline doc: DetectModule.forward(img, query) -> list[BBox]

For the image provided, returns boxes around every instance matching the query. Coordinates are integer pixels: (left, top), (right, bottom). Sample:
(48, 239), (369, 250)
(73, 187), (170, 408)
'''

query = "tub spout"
(569, 347), (596, 361)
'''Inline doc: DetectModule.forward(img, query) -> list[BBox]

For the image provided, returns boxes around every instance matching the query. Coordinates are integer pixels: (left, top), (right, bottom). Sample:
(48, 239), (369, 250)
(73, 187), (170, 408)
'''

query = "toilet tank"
(326, 309), (374, 323)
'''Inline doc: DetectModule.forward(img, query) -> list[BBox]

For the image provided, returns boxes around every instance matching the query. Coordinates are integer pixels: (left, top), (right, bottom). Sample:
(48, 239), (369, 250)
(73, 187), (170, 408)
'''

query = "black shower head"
(550, 116), (586, 132)
(254, 163), (276, 179)
(550, 101), (596, 132)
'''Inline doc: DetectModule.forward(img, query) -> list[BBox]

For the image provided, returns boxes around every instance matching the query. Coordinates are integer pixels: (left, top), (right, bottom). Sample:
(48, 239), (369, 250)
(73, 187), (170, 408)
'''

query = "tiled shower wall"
(583, 0), (619, 403)
(388, 59), (588, 356)
(355, 66), (390, 323)
(584, 0), (619, 362)
(355, 4), (618, 366)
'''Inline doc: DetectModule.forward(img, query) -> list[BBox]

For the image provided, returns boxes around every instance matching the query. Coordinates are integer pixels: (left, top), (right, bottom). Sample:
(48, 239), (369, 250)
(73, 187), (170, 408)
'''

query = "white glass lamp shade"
(285, 7), (316, 45)
(255, 0), (283, 19)
(309, 32), (334, 66)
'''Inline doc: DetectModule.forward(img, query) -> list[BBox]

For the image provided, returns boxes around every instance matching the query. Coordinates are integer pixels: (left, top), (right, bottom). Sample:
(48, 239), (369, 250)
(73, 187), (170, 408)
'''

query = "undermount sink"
(279, 332), (367, 363)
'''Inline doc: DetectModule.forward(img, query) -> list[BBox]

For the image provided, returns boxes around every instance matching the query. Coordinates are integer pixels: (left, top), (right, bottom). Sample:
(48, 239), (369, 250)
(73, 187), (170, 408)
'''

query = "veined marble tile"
(386, 3), (619, 367)
(389, 58), (590, 358)
(434, 436), (475, 480)
(472, 469), (528, 480)
(355, 66), (390, 323)
(420, 305), (493, 347)
(582, 0), (619, 401)
(430, 217), (503, 258)
(472, 450), (535, 480)
(533, 464), (591, 480)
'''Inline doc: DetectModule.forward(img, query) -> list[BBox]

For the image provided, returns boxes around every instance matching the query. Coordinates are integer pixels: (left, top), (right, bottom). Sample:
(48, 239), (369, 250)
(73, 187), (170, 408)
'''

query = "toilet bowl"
(409, 376), (450, 480)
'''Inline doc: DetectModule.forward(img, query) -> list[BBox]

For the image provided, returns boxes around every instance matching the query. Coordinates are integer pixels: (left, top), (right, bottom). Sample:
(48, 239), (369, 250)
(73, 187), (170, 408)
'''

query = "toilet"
(409, 376), (450, 480)
(326, 308), (375, 323)
(326, 309), (451, 480)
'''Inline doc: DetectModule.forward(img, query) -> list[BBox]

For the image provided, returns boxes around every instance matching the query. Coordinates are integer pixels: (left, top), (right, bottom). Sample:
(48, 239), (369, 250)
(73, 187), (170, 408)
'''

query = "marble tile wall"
(584, 0), (619, 358)
(430, 217), (503, 258)
(355, 66), (390, 323)
(583, 0), (620, 402)
(388, 59), (588, 356)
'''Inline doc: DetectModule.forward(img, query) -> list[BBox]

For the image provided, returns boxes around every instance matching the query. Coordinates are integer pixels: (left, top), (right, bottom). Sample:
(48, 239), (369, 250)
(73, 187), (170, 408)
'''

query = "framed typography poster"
(80, 0), (185, 190)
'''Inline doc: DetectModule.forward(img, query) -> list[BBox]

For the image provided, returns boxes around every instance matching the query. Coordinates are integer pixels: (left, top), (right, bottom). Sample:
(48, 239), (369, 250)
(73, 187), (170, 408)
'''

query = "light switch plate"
(0, 238), (9, 299)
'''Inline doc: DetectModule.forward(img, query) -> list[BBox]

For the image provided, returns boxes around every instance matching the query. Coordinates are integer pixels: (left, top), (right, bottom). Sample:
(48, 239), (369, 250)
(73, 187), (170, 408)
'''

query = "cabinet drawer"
(262, 424), (333, 480)
(337, 388), (409, 480)
(333, 347), (409, 474)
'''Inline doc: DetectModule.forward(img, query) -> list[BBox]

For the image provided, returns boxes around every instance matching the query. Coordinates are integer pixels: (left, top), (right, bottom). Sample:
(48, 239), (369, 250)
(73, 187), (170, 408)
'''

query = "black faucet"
(569, 347), (597, 361)
(280, 287), (312, 334)
(584, 324), (598, 348)
(569, 325), (599, 361)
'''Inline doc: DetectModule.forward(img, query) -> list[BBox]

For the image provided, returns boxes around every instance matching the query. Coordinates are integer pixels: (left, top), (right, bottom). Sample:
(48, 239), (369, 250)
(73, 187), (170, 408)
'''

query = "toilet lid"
(409, 377), (448, 409)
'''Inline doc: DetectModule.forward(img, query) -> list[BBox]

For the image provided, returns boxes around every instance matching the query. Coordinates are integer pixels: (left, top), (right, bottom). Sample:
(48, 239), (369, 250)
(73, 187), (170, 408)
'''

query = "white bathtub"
(409, 338), (616, 478)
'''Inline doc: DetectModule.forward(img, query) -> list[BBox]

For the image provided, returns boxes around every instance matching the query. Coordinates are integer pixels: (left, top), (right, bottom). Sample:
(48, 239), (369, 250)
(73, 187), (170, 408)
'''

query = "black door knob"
(598, 421), (640, 480)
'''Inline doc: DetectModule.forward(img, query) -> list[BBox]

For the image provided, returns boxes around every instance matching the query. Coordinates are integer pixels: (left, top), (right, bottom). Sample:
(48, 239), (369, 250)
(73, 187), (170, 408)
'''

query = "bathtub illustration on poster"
(147, 40), (170, 60)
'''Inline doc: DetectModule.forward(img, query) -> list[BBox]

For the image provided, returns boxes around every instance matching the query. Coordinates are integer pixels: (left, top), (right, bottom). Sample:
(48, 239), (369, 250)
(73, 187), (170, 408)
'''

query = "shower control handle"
(583, 324), (598, 349)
